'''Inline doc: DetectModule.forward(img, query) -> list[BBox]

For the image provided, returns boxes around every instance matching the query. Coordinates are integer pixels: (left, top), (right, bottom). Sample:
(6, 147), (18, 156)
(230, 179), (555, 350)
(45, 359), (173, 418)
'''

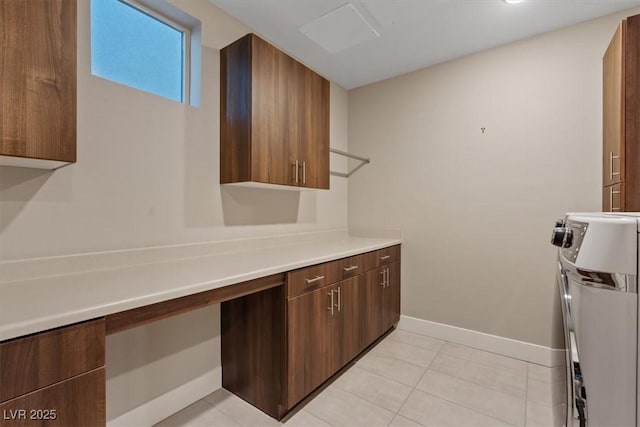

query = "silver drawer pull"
(343, 265), (359, 272)
(379, 255), (391, 260)
(306, 275), (325, 284)
(328, 291), (334, 315)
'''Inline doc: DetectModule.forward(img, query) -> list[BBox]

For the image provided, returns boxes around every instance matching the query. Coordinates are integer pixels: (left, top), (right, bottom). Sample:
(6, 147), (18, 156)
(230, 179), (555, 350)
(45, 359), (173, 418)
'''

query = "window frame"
(95, 0), (192, 104)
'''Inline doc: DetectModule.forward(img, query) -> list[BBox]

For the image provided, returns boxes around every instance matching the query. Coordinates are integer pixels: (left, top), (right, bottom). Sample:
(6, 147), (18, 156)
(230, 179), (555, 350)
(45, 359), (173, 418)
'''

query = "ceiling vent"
(299, 3), (379, 54)
(359, 0), (395, 26)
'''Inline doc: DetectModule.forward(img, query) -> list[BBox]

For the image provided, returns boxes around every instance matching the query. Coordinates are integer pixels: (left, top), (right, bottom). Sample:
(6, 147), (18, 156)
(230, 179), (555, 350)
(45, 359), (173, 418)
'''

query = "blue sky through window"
(91, 0), (184, 102)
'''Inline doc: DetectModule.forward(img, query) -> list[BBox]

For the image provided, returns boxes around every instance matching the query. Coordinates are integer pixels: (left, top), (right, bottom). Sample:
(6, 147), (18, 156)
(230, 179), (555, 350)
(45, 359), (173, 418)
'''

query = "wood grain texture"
(0, 0), (76, 162)
(218, 245), (401, 419)
(384, 261), (401, 331)
(364, 245), (401, 271)
(336, 277), (364, 365)
(220, 34), (252, 183)
(287, 282), (340, 408)
(251, 34), (297, 186)
(297, 61), (330, 189)
(336, 254), (365, 281)
(625, 15), (640, 210)
(362, 267), (386, 348)
(603, 21), (625, 188)
(220, 33), (329, 189)
(0, 319), (105, 403)
(105, 273), (285, 335)
(0, 368), (105, 427)
(221, 285), (287, 419)
(286, 262), (340, 299)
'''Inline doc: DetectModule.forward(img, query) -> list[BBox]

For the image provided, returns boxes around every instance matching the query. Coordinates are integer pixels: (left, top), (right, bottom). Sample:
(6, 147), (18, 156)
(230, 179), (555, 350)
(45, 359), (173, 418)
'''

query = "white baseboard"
(398, 315), (564, 367)
(107, 367), (222, 427)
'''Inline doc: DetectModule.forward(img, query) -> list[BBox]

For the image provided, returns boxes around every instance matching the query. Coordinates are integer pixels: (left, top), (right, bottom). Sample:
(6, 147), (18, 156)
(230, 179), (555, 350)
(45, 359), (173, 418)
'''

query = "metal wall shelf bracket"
(329, 148), (370, 178)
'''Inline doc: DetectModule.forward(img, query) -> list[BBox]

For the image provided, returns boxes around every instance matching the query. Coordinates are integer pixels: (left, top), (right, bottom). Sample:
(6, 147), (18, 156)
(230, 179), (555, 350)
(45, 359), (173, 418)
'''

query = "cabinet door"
(336, 277), (363, 365)
(0, 0), (76, 162)
(287, 283), (340, 407)
(362, 267), (386, 348)
(383, 262), (401, 331)
(297, 62), (330, 189)
(603, 22), (625, 187)
(251, 36), (298, 186)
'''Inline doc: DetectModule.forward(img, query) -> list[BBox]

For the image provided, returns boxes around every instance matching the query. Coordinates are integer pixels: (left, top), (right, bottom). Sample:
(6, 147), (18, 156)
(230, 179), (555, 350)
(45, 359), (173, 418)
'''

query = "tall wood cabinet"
(603, 14), (640, 211)
(220, 33), (330, 189)
(221, 246), (401, 420)
(0, 0), (77, 169)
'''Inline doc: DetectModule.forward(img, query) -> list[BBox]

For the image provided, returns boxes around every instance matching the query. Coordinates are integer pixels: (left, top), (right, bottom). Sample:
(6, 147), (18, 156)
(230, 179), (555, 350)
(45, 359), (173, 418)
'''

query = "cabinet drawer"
(335, 254), (365, 280)
(364, 245), (401, 270)
(287, 263), (340, 298)
(0, 368), (105, 427)
(0, 319), (105, 403)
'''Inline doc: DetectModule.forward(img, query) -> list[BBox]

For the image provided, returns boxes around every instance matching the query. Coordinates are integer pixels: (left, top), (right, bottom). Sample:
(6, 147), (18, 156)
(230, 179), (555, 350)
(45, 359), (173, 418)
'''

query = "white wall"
(348, 8), (640, 349)
(0, 0), (349, 421)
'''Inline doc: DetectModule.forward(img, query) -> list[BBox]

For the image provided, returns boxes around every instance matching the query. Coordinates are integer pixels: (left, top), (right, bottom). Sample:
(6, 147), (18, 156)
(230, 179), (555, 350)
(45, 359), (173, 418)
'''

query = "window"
(90, 0), (189, 103)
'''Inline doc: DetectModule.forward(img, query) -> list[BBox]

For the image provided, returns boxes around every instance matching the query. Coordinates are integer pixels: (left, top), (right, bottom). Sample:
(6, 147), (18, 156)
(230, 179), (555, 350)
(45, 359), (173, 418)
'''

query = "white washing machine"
(552, 213), (639, 427)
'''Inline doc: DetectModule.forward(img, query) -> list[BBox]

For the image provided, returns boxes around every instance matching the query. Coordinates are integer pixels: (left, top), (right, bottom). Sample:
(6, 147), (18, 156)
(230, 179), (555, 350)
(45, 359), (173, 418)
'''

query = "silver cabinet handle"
(610, 186), (621, 212)
(609, 186), (613, 212)
(610, 151), (621, 180)
(306, 275), (325, 284)
(386, 268), (390, 288)
(336, 287), (341, 312)
(343, 265), (359, 272)
(379, 255), (391, 261)
(328, 290), (334, 315)
(293, 160), (299, 184)
(380, 270), (385, 287)
(302, 161), (306, 185)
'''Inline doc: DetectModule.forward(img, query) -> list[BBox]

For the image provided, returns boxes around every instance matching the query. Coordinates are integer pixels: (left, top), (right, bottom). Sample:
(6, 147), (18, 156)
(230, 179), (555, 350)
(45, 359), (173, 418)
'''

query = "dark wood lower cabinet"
(0, 368), (105, 427)
(384, 261), (401, 331)
(287, 283), (341, 408)
(0, 320), (105, 403)
(221, 285), (287, 419)
(0, 246), (400, 425)
(222, 246), (401, 420)
(363, 267), (386, 348)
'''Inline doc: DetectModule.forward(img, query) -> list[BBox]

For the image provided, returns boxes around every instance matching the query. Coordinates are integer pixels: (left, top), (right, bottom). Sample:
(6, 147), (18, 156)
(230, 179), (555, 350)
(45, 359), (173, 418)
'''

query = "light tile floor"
(155, 329), (565, 427)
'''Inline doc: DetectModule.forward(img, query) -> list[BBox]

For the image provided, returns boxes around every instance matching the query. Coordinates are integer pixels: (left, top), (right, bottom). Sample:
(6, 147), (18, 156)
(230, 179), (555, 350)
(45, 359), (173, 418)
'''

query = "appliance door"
(557, 260), (637, 427)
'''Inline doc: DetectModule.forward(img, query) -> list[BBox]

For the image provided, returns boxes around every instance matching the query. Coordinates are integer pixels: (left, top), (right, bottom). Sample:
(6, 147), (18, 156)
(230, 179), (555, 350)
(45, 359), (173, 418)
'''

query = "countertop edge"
(1, 236), (401, 341)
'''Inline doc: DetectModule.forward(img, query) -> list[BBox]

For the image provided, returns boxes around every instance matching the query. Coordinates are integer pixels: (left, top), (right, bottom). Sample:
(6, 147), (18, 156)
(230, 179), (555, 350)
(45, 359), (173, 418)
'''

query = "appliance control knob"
(551, 227), (573, 248)
(555, 219), (566, 228)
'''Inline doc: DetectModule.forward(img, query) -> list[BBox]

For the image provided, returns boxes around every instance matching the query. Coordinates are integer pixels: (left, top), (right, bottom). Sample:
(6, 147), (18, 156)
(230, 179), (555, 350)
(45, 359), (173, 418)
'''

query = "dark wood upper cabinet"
(603, 14), (640, 211)
(0, 0), (77, 169)
(220, 33), (330, 189)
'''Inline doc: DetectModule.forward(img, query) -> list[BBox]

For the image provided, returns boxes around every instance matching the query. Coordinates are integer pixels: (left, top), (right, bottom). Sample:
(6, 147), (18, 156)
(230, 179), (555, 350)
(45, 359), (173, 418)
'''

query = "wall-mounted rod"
(329, 148), (370, 178)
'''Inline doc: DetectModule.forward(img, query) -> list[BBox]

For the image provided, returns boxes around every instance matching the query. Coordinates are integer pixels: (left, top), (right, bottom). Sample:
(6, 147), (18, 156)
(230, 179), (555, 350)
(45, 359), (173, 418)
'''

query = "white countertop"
(0, 229), (401, 341)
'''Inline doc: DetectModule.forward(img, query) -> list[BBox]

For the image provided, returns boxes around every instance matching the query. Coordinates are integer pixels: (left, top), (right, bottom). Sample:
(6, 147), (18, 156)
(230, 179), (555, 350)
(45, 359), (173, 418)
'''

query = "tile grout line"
(355, 355), (430, 388)
(437, 349), (528, 379)
(416, 340), (526, 426)
(328, 382), (401, 420)
(413, 371), (525, 426)
(415, 389), (519, 427)
(429, 351), (528, 402)
(384, 338), (448, 427)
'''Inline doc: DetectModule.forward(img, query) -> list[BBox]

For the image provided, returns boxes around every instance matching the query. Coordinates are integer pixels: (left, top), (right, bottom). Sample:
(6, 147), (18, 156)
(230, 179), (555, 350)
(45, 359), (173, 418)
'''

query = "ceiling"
(207, 0), (640, 89)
